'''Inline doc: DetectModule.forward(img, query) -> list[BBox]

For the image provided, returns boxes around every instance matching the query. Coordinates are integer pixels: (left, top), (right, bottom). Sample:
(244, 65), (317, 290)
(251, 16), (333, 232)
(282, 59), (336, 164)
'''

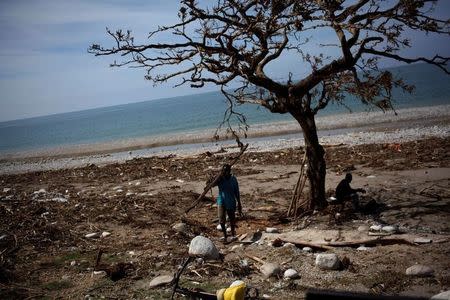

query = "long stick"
(288, 152), (307, 217)
(185, 143), (248, 214)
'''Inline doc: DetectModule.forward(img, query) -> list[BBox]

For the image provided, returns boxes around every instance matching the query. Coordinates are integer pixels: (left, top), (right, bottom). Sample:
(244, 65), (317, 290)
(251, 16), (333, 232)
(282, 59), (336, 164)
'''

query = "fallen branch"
(245, 253), (265, 264)
(185, 143), (248, 214)
(279, 237), (417, 249)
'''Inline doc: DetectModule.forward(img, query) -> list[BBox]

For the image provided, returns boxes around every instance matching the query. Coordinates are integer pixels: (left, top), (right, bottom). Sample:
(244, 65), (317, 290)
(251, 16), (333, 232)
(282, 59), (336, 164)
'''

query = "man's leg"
(218, 205), (227, 241)
(350, 193), (360, 211)
(227, 209), (236, 237)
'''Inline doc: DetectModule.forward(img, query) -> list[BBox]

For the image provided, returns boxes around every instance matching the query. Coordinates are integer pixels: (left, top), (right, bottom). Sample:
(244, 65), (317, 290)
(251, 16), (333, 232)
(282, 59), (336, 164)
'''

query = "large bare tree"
(89, 0), (449, 210)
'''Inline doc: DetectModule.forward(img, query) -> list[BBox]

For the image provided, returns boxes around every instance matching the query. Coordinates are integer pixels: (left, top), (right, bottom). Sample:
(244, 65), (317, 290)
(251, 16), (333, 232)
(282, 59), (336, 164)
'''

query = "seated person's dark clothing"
(335, 179), (356, 202)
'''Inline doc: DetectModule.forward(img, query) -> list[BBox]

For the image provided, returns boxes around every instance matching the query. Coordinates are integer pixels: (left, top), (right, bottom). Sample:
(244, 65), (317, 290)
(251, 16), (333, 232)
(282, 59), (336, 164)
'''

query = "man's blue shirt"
(216, 175), (239, 210)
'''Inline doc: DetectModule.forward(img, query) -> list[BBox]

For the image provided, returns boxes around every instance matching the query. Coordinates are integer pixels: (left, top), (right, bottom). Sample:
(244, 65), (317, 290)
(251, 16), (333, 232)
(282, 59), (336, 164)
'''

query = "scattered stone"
(431, 290), (450, 300)
(93, 271), (106, 276)
(172, 222), (188, 233)
(315, 253), (341, 270)
(413, 237), (432, 244)
(357, 225), (370, 232)
(357, 246), (371, 251)
(381, 225), (397, 233)
(366, 175), (376, 178)
(283, 242), (295, 248)
(303, 247), (313, 253)
(284, 268), (300, 279)
(188, 236), (220, 260)
(405, 265), (434, 277)
(266, 227), (279, 233)
(370, 225), (382, 231)
(85, 232), (101, 239)
(148, 275), (174, 288)
(260, 262), (281, 278)
(101, 231), (111, 238)
(70, 261), (76, 266)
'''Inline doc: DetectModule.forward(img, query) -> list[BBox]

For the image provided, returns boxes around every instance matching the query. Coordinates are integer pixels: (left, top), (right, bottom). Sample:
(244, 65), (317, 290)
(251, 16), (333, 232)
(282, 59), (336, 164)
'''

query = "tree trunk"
(292, 111), (327, 210)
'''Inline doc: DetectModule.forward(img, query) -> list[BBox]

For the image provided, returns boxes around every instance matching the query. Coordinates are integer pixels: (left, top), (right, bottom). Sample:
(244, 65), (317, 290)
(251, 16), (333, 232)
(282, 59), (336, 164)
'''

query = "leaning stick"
(185, 143), (248, 214)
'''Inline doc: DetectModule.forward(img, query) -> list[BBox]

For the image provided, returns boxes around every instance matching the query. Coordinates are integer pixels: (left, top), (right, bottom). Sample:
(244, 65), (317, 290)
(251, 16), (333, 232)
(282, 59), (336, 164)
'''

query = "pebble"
(315, 253), (341, 270)
(381, 225), (397, 233)
(266, 227), (279, 233)
(188, 236), (220, 260)
(148, 275), (174, 288)
(431, 290), (450, 300)
(172, 222), (188, 233)
(260, 262), (281, 278)
(357, 246), (371, 251)
(101, 231), (111, 238)
(284, 268), (300, 279)
(85, 232), (101, 239)
(303, 247), (313, 253)
(405, 264), (434, 277)
(283, 242), (295, 248)
(70, 261), (76, 266)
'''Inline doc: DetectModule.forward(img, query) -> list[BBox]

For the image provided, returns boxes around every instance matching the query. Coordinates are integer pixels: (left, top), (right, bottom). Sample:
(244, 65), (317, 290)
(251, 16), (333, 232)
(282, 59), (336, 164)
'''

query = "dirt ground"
(0, 137), (449, 299)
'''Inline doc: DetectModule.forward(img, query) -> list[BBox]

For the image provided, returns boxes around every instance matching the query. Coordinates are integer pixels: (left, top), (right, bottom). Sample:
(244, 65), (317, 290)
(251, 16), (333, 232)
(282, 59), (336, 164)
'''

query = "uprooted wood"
(185, 143), (248, 214)
(278, 237), (417, 249)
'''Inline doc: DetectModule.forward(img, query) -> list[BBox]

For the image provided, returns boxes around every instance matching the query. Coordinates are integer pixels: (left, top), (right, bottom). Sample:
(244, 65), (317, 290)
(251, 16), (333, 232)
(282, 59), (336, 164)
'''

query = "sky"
(0, 0), (449, 122)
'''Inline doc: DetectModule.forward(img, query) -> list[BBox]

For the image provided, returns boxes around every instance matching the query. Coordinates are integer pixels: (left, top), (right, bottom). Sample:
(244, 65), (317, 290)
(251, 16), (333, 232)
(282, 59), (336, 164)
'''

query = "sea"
(0, 63), (449, 156)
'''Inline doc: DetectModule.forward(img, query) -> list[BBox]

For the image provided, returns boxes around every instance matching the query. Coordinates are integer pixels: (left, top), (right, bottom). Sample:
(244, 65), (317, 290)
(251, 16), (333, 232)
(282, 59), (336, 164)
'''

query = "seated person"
(335, 173), (366, 211)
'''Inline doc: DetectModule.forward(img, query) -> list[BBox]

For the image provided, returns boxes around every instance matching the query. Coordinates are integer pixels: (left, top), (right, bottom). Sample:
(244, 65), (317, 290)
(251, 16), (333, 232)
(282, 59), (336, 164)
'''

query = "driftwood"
(287, 152), (308, 218)
(279, 237), (417, 249)
(185, 143), (248, 214)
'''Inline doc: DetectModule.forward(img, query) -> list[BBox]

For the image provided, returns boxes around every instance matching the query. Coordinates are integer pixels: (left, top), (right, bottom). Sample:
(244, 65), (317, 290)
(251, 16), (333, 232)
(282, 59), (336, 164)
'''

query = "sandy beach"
(0, 104), (449, 299)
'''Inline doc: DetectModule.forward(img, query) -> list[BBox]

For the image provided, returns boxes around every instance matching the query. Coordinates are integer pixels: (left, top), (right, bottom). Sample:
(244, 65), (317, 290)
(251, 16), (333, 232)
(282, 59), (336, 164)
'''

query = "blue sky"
(0, 1), (449, 122)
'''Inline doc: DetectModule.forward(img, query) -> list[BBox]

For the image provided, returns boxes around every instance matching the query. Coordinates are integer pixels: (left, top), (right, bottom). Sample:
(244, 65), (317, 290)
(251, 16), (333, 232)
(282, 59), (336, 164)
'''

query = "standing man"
(214, 164), (242, 243)
(335, 173), (366, 211)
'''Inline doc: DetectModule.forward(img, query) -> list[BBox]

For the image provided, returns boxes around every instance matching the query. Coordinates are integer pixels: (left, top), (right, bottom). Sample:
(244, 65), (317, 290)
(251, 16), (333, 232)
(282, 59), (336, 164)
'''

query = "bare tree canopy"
(89, 0), (449, 211)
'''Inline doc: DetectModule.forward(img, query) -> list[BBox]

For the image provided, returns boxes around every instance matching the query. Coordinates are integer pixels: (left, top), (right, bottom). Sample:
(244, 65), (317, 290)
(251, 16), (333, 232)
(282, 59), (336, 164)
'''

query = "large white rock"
(431, 291), (450, 300)
(188, 236), (220, 260)
(260, 262), (281, 278)
(148, 275), (174, 288)
(284, 268), (300, 279)
(405, 265), (434, 277)
(315, 253), (341, 270)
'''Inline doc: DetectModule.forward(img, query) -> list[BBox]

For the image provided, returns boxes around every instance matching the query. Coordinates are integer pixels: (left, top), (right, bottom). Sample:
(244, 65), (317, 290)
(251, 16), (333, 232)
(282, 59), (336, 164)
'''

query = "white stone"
(265, 227), (279, 233)
(149, 275), (174, 288)
(381, 225), (397, 233)
(93, 270), (106, 276)
(126, 192), (134, 197)
(260, 262), (281, 278)
(284, 268), (300, 279)
(370, 225), (382, 231)
(315, 253), (341, 270)
(357, 225), (369, 232)
(172, 222), (188, 233)
(85, 232), (101, 239)
(283, 242), (295, 248)
(188, 236), (220, 260)
(70, 261), (76, 266)
(431, 291), (450, 300)
(230, 280), (245, 288)
(175, 179), (184, 183)
(405, 265), (434, 277)
(357, 246), (371, 251)
(413, 237), (432, 244)
(101, 231), (111, 238)
(303, 247), (313, 253)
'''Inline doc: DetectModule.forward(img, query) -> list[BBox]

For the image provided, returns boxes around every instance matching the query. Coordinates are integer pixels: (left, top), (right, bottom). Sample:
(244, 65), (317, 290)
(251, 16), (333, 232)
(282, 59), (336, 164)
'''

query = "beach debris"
(283, 242), (295, 248)
(175, 179), (184, 183)
(315, 253), (341, 270)
(112, 186), (122, 190)
(370, 224), (382, 231)
(149, 275), (174, 288)
(284, 269), (300, 280)
(172, 222), (188, 234)
(357, 246), (371, 251)
(366, 175), (376, 178)
(431, 290), (450, 300)
(125, 192), (134, 197)
(85, 232), (101, 239)
(260, 262), (281, 278)
(302, 247), (313, 253)
(381, 225), (398, 234)
(413, 237), (432, 244)
(3, 188), (11, 193)
(188, 236), (220, 260)
(101, 231), (111, 238)
(405, 264), (434, 277)
(265, 227), (279, 233)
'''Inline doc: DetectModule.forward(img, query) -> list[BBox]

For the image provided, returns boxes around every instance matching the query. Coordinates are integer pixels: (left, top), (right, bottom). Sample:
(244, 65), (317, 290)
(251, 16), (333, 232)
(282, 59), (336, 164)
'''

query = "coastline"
(0, 104), (448, 175)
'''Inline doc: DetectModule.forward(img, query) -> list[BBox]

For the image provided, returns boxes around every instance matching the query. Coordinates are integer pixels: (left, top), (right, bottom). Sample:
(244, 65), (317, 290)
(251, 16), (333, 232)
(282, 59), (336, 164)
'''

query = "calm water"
(0, 63), (449, 153)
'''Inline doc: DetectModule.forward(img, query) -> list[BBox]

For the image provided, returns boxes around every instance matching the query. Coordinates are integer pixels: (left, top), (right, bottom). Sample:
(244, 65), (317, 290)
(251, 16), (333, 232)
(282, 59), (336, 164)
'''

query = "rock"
(284, 268), (300, 279)
(283, 242), (295, 248)
(70, 260), (76, 266)
(405, 265), (434, 277)
(33, 188), (47, 194)
(149, 275), (174, 288)
(315, 253), (341, 270)
(357, 246), (371, 251)
(230, 280), (245, 287)
(101, 231), (111, 238)
(381, 225), (397, 233)
(357, 225), (369, 232)
(93, 270), (107, 276)
(303, 247), (313, 253)
(260, 262), (281, 278)
(431, 290), (450, 300)
(172, 222), (188, 233)
(188, 236), (220, 260)
(216, 224), (224, 231)
(265, 227), (279, 233)
(85, 232), (101, 239)
(413, 237), (432, 244)
(370, 225), (382, 231)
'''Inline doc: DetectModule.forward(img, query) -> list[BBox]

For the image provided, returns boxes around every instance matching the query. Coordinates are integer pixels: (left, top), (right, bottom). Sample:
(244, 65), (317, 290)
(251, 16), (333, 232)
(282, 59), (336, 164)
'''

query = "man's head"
(345, 173), (352, 182)
(223, 164), (231, 178)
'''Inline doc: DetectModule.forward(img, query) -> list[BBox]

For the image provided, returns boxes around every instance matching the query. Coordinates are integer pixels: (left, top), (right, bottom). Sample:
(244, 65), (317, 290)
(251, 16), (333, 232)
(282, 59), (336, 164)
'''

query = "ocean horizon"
(0, 63), (449, 155)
